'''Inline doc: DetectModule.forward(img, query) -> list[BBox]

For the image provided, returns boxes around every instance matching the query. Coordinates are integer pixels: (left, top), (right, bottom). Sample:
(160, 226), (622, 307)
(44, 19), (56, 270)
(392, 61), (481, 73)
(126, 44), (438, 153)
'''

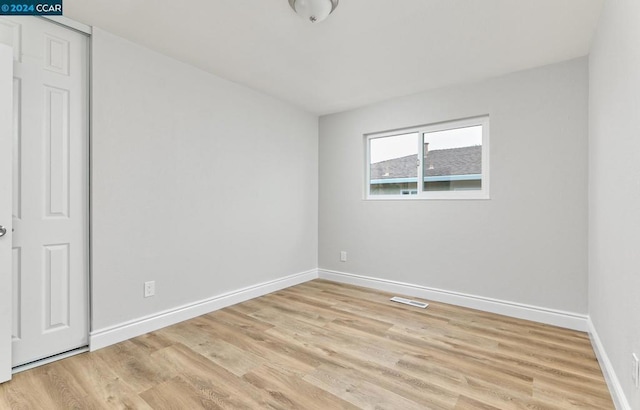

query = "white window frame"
(365, 116), (490, 200)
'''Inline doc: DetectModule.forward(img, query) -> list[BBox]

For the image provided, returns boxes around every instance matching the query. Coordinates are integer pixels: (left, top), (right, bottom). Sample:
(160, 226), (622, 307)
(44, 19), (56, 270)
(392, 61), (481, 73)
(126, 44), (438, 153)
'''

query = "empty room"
(0, 0), (637, 408)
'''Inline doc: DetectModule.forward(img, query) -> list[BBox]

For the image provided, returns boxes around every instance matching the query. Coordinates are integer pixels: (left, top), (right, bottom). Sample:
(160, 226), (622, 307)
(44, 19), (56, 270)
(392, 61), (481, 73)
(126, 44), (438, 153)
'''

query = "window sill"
(365, 192), (491, 201)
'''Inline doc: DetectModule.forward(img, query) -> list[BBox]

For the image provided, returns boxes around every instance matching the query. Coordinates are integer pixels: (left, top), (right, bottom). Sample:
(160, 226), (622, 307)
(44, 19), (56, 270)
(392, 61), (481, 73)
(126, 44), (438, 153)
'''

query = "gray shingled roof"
(371, 146), (481, 179)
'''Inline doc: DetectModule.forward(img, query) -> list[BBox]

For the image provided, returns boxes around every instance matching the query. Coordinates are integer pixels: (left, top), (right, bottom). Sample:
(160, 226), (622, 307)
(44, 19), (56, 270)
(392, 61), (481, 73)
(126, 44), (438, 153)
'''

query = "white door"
(0, 43), (14, 383)
(0, 17), (89, 368)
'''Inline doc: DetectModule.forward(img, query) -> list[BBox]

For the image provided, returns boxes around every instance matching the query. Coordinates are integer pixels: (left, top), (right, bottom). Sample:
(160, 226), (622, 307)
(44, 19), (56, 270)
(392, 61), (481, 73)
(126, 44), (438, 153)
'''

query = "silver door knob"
(0, 225), (6, 237)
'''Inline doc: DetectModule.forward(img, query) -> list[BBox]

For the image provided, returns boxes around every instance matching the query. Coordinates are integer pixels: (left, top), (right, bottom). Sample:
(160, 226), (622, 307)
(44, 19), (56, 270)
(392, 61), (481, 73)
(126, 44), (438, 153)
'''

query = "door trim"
(11, 346), (89, 375)
(43, 16), (92, 35)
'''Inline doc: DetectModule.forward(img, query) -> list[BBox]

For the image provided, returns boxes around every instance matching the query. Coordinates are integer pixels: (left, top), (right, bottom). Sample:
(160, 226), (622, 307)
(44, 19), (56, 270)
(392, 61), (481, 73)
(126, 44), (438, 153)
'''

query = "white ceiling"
(64, 0), (604, 115)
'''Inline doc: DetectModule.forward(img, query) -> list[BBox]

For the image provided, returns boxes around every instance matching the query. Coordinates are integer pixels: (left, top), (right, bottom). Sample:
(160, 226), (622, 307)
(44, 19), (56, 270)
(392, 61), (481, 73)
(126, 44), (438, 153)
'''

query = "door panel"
(1, 16), (89, 368)
(0, 19), (20, 61)
(11, 248), (21, 341)
(44, 85), (70, 218)
(12, 77), (20, 220)
(45, 243), (70, 331)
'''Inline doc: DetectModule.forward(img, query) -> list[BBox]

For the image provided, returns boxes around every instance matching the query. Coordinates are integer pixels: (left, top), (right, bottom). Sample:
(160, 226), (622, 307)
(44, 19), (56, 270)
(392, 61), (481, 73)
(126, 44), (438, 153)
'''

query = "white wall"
(91, 28), (318, 331)
(319, 58), (589, 315)
(589, 0), (640, 408)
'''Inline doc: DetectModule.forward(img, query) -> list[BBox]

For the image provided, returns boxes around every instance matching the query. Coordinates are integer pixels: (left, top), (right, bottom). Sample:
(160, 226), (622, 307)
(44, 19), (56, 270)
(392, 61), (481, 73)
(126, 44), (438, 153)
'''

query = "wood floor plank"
(19, 362), (104, 409)
(140, 375), (229, 410)
(57, 352), (153, 409)
(93, 340), (178, 394)
(304, 363), (426, 410)
(205, 307), (275, 333)
(261, 323), (460, 408)
(0, 371), (61, 410)
(397, 352), (534, 397)
(194, 314), (326, 375)
(128, 332), (176, 355)
(189, 338), (267, 377)
(147, 344), (282, 409)
(243, 364), (359, 410)
(259, 311), (405, 368)
(396, 353), (550, 410)
(155, 318), (214, 347)
(0, 279), (614, 409)
(448, 320), (596, 356)
(531, 378), (614, 409)
(454, 395), (502, 410)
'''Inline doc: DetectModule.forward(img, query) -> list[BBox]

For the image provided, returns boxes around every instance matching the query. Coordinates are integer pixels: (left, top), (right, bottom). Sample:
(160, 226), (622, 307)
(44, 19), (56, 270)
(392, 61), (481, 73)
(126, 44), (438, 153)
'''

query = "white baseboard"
(318, 269), (588, 332)
(89, 269), (318, 351)
(90, 267), (590, 351)
(588, 318), (631, 410)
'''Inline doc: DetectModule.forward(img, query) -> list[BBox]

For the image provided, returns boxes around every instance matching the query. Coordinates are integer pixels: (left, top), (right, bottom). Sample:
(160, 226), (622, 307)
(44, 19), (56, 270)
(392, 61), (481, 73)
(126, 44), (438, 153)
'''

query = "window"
(366, 116), (489, 200)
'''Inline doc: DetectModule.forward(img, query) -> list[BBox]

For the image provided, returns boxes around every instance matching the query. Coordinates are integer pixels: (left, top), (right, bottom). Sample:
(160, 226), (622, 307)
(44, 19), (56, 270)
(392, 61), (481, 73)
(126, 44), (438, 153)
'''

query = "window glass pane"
(423, 126), (482, 192)
(369, 132), (418, 196)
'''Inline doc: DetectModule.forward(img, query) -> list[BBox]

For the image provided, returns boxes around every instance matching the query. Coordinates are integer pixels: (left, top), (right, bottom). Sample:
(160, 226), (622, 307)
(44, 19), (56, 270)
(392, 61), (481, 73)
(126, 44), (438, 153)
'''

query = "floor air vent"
(390, 296), (428, 309)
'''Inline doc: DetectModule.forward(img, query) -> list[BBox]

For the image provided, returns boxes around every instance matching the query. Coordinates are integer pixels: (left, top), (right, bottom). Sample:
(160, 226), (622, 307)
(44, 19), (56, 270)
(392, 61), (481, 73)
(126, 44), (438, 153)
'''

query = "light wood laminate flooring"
(0, 280), (613, 409)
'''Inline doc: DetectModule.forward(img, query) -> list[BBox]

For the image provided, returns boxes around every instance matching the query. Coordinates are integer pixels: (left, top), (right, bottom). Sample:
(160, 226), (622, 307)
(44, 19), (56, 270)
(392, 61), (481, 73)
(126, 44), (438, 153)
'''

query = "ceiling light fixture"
(288, 0), (339, 23)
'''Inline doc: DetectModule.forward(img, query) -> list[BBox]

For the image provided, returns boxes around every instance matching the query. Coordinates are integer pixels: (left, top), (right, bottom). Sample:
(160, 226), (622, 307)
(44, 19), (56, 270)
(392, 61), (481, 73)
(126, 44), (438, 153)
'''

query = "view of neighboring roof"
(371, 146), (482, 179)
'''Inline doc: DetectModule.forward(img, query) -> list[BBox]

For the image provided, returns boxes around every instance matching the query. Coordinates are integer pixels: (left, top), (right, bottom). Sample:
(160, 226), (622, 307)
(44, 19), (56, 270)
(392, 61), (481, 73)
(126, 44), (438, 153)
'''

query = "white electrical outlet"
(633, 353), (639, 388)
(340, 251), (347, 262)
(144, 281), (155, 298)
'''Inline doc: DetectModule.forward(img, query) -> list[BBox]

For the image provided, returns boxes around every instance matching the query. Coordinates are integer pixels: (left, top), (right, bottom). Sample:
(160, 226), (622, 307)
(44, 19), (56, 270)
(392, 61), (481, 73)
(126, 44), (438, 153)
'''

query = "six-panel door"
(0, 16), (89, 367)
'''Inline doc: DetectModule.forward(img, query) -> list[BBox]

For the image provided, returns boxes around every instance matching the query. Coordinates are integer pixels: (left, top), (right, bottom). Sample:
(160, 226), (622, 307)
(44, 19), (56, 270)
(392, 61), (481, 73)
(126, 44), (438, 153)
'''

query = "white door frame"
(0, 16), (92, 382)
